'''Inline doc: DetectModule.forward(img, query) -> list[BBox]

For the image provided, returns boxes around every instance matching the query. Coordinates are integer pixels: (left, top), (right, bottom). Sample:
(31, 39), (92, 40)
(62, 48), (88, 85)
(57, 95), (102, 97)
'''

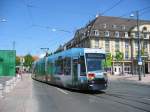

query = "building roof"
(88, 15), (150, 31)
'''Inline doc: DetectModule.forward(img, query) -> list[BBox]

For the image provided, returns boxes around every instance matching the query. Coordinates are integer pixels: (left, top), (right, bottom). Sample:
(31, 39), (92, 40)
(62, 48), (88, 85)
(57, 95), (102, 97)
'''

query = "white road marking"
(56, 88), (68, 95)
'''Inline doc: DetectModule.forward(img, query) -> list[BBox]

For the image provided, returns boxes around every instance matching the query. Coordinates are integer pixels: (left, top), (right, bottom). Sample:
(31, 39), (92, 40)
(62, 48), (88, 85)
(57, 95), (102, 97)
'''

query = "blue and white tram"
(32, 48), (108, 90)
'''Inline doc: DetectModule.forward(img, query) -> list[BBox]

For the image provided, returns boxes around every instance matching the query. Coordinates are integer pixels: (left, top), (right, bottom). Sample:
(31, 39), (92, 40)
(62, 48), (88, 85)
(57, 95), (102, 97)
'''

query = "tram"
(32, 48), (108, 90)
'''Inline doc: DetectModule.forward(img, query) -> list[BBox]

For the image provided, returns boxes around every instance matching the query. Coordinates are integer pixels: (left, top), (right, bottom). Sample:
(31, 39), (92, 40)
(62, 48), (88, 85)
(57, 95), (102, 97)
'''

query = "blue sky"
(0, 0), (150, 56)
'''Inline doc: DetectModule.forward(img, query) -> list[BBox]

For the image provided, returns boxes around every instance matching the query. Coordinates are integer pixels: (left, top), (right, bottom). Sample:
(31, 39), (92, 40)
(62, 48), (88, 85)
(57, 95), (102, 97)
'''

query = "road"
(0, 74), (150, 112)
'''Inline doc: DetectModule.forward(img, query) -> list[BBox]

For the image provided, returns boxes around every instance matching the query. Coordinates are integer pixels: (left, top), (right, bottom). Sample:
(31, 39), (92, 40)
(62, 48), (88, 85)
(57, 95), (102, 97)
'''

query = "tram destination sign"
(86, 53), (105, 59)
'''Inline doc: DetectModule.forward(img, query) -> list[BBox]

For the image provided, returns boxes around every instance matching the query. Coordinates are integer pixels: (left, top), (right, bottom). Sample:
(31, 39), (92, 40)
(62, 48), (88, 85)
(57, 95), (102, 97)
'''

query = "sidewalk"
(0, 76), (13, 85)
(0, 73), (34, 112)
(109, 74), (150, 85)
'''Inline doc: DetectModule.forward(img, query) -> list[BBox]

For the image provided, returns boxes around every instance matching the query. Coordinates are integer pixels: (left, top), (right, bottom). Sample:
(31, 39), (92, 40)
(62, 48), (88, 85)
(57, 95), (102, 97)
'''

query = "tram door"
(72, 58), (79, 86)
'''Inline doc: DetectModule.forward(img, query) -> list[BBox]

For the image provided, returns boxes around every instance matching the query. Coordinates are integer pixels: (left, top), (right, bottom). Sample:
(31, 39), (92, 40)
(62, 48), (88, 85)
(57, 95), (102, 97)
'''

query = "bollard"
(0, 84), (4, 98)
(5, 81), (11, 93)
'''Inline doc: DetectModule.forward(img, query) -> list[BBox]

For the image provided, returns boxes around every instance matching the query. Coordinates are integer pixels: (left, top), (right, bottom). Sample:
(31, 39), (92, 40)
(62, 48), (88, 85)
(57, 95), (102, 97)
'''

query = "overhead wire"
(101, 0), (124, 15)
(20, 0), (150, 53)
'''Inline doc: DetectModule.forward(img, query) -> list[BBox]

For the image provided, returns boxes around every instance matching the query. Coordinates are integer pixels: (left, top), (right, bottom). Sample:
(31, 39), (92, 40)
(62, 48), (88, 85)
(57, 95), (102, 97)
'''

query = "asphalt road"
(0, 75), (150, 112)
(31, 78), (150, 112)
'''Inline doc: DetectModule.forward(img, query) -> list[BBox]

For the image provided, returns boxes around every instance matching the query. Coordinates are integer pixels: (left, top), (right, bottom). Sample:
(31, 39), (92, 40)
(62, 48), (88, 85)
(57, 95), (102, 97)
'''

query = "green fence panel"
(0, 50), (16, 76)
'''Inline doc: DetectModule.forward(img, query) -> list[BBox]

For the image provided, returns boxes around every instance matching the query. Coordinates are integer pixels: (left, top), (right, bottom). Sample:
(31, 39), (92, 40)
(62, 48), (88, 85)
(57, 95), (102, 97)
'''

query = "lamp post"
(131, 11), (142, 80)
(136, 11), (142, 81)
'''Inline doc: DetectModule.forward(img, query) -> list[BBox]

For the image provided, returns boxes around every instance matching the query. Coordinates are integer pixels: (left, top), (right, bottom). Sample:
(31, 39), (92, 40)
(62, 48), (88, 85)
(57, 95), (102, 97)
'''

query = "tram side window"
(54, 59), (64, 75)
(79, 56), (86, 76)
(47, 62), (53, 75)
(64, 57), (71, 75)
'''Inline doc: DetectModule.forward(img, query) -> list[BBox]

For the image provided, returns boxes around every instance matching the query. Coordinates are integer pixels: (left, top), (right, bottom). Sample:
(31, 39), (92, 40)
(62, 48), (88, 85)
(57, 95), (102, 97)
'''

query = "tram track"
(92, 92), (150, 112)
(105, 93), (150, 105)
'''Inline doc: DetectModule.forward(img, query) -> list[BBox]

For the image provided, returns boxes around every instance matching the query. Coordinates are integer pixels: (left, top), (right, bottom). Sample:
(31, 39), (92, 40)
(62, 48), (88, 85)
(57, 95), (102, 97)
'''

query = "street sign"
(138, 56), (142, 65)
(138, 61), (142, 65)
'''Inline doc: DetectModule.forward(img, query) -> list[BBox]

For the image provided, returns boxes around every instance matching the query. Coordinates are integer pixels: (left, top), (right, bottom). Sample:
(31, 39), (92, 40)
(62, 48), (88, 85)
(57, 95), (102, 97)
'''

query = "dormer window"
(143, 27), (147, 31)
(105, 31), (109, 37)
(115, 31), (119, 37)
(112, 24), (117, 29)
(94, 30), (99, 36)
(103, 24), (107, 29)
(122, 25), (126, 30)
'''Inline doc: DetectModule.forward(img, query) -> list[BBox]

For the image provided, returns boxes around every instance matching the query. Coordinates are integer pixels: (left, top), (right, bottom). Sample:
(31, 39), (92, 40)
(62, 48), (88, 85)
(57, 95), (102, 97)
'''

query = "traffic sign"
(138, 56), (142, 65)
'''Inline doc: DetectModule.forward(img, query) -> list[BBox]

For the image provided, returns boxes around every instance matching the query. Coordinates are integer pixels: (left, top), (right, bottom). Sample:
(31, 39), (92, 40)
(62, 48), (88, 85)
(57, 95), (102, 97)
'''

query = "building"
(60, 15), (150, 75)
(0, 50), (16, 76)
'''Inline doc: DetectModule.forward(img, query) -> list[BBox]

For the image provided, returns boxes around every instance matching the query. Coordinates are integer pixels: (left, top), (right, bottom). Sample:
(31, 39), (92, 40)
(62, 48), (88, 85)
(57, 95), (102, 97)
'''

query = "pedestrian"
(19, 70), (23, 80)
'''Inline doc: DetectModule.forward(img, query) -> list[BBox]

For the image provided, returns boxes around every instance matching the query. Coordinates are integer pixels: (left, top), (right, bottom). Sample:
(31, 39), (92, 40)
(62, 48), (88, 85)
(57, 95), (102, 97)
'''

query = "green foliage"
(141, 48), (145, 56)
(24, 54), (34, 67)
(16, 56), (20, 66)
(102, 53), (112, 68)
(115, 51), (124, 61)
(105, 53), (112, 67)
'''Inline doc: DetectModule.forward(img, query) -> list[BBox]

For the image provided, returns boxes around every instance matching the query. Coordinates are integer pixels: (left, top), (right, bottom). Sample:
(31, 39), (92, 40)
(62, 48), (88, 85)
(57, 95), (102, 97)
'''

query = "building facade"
(60, 16), (150, 75)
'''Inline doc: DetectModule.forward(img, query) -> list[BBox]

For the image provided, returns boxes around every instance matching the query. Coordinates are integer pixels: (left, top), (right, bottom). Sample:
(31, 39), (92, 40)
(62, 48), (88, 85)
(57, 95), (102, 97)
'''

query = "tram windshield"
(86, 53), (105, 72)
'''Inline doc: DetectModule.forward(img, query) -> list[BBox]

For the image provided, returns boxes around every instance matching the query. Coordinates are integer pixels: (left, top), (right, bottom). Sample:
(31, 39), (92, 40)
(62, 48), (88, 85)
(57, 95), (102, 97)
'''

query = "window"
(47, 62), (53, 75)
(103, 24), (107, 29)
(115, 68), (116, 72)
(122, 25), (126, 30)
(115, 39), (120, 51)
(63, 57), (71, 75)
(94, 39), (99, 48)
(135, 32), (139, 38)
(79, 56), (86, 76)
(105, 31), (109, 37)
(125, 32), (128, 38)
(115, 31), (119, 37)
(94, 30), (99, 36)
(86, 54), (105, 72)
(55, 58), (64, 75)
(112, 24), (117, 29)
(143, 33), (147, 38)
(125, 40), (129, 48)
(143, 41), (148, 49)
(105, 38), (110, 52)
(125, 51), (129, 59)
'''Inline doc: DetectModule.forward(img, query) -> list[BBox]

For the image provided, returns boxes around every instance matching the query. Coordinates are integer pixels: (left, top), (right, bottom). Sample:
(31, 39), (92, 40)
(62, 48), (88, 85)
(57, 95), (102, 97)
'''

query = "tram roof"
(47, 48), (105, 61)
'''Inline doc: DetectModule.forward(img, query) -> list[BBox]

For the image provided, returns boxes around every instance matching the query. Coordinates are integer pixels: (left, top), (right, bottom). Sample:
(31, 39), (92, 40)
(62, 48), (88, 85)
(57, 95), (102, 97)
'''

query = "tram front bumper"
(88, 78), (108, 90)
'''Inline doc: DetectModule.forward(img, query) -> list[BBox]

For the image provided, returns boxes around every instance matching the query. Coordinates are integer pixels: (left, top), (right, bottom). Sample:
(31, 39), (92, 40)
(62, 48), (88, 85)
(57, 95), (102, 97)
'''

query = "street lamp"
(130, 11), (142, 81)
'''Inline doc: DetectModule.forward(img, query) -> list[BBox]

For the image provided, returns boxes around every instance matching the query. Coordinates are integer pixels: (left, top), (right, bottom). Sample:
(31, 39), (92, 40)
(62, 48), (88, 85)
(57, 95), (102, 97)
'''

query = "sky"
(0, 0), (150, 56)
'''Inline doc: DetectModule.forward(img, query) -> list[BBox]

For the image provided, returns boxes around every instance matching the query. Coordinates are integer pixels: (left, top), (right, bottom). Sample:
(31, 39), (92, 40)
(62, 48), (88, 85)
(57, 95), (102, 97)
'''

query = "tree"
(115, 51), (124, 61)
(105, 53), (112, 67)
(16, 56), (20, 66)
(115, 51), (124, 75)
(24, 54), (34, 67)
